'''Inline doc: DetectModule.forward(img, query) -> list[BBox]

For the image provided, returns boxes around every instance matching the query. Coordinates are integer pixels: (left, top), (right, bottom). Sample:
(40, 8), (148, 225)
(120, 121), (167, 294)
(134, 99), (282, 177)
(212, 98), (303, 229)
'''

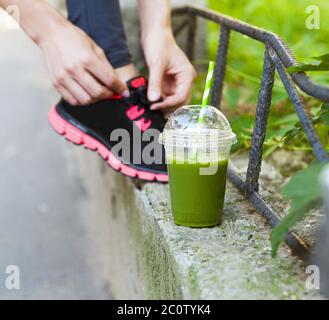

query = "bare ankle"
(115, 64), (137, 83)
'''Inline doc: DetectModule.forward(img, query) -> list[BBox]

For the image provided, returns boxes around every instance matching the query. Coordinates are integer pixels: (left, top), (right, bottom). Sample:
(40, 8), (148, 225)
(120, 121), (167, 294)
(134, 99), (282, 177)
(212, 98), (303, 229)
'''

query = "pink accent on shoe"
(83, 135), (98, 151)
(126, 105), (145, 120)
(108, 153), (121, 171)
(66, 124), (83, 145)
(120, 164), (137, 178)
(48, 105), (167, 183)
(155, 174), (169, 182)
(134, 118), (152, 131)
(106, 94), (122, 100)
(48, 107), (66, 134)
(137, 171), (155, 181)
(98, 145), (109, 160)
(131, 77), (146, 88)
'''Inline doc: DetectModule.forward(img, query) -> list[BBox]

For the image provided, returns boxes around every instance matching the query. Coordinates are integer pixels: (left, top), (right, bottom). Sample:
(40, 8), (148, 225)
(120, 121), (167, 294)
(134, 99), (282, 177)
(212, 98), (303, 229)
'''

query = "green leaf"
(288, 63), (329, 73)
(283, 127), (302, 143)
(320, 103), (329, 125)
(282, 163), (324, 199)
(316, 124), (329, 146)
(271, 162), (326, 257)
(271, 200), (318, 258)
(287, 53), (329, 73)
(320, 114), (329, 125)
(313, 54), (329, 62)
(321, 103), (329, 112)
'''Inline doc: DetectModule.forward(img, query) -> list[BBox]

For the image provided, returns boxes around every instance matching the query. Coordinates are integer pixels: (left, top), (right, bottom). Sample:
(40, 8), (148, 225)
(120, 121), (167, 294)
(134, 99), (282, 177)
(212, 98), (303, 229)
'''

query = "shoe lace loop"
(129, 87), (150, 109)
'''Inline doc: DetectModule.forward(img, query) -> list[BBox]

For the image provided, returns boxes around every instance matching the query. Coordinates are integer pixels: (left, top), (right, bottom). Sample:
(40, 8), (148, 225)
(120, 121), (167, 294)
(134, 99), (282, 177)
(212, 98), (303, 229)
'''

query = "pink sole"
(48, 105), (168, 183)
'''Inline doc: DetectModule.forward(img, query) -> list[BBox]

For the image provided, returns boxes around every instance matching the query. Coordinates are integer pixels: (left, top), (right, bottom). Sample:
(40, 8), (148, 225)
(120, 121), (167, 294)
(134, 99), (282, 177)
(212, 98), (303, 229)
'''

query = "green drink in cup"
(159, 105), (236, 227)
(159, 62), (236, 227)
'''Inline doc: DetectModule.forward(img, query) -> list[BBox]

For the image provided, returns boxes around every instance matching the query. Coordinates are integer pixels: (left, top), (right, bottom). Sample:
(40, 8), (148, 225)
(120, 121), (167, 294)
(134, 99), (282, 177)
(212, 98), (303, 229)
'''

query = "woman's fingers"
(41, 22), (129, 104)
(150, 71), (194, 110)
(62, 77), (92, 105)
(56, 85), (78, 106)
(87, 49), (129, 97)
(75, 70), (113, 100)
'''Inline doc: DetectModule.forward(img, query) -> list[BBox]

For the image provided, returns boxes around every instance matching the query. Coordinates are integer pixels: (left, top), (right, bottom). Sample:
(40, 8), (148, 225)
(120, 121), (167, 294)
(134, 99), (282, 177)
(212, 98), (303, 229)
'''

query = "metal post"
(186, 13), (197, 61)
(173, 19), (189, 37)
(211, 25), (230, 109)
(245, 47), (275, 194)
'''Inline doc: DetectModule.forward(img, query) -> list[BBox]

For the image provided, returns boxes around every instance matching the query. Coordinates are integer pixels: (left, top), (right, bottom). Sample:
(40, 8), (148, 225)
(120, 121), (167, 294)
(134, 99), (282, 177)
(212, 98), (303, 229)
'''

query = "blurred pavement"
(0, 29), (112, 299)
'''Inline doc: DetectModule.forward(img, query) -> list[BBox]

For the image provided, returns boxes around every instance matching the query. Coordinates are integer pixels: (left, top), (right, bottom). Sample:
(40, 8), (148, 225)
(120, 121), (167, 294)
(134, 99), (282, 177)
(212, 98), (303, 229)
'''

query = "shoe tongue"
(127, 76), (147, 92)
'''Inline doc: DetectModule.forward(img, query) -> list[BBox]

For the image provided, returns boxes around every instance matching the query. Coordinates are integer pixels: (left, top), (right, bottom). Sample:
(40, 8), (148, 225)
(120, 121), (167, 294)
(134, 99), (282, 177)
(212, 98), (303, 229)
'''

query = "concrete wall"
(68, 147), (322, 299)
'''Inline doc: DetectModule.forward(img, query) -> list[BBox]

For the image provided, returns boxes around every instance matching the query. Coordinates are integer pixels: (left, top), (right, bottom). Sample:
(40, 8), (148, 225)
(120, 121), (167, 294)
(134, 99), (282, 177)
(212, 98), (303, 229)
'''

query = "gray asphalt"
(0, 30), (112, 299)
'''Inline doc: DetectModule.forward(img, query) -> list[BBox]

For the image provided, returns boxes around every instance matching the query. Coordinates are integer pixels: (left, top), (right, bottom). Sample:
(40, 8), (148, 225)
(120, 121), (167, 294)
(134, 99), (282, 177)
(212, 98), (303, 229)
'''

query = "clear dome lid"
(160, 105), (237, 147)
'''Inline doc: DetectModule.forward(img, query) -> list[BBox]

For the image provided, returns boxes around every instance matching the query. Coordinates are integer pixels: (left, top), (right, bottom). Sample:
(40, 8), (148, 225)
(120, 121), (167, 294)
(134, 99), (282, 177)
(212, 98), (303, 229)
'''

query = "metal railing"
(172, 5), (329, 260)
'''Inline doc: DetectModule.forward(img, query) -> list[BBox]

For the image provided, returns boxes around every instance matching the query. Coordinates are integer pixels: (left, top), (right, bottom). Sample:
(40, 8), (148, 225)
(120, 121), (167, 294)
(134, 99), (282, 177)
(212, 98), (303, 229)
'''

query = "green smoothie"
(167, 159), (228, 227)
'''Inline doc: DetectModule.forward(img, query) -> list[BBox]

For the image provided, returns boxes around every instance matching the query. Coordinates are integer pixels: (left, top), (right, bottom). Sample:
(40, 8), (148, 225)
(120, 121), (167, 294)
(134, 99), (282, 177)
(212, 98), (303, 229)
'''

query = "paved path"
(0, 29), (112, 299)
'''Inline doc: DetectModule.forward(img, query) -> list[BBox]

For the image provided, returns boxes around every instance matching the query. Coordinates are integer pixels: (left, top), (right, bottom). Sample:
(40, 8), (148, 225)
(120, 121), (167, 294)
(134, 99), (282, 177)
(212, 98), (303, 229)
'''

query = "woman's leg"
(66, 0), (136, 80)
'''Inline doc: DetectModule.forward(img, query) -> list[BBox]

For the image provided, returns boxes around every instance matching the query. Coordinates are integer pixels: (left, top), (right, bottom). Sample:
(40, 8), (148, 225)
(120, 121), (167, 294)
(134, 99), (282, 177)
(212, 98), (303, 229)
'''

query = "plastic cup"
(159, 105), (236, 227)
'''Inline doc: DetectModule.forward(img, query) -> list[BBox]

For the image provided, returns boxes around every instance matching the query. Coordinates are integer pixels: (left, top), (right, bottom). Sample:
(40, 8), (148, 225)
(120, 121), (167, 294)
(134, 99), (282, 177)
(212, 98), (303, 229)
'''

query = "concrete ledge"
(68, 147), (321, 300)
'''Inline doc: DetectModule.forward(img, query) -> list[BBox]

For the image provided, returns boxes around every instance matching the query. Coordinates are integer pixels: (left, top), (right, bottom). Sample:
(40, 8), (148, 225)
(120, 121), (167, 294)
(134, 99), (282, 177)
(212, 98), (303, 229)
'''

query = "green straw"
(199, 61), (215, 123)
(192, 61), (215, 161)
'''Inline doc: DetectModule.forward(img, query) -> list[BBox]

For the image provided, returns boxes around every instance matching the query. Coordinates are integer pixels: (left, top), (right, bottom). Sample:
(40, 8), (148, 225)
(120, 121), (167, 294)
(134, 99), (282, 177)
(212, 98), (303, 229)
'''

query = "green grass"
(207, 0), (329, 101)
(208, 0), (329, 81)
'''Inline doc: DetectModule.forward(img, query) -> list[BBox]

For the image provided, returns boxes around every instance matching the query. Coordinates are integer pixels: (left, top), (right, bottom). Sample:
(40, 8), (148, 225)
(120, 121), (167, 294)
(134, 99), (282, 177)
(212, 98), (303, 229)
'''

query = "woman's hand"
(143, 32), (196, 113)
(138, 0), (196, 113)
(39, 23), (129, 106)
(0, 0), (129, 106)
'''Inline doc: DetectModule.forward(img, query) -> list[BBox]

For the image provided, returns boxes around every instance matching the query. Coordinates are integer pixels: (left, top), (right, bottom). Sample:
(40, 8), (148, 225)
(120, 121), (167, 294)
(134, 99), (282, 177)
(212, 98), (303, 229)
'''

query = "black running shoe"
(48, 76), (168, 182)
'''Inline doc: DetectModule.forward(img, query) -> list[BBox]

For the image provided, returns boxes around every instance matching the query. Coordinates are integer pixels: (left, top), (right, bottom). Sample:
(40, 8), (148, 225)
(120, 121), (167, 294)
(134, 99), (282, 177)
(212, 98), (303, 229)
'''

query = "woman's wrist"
(19, 0), (67, 47)
(141, 27), (174, 50)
